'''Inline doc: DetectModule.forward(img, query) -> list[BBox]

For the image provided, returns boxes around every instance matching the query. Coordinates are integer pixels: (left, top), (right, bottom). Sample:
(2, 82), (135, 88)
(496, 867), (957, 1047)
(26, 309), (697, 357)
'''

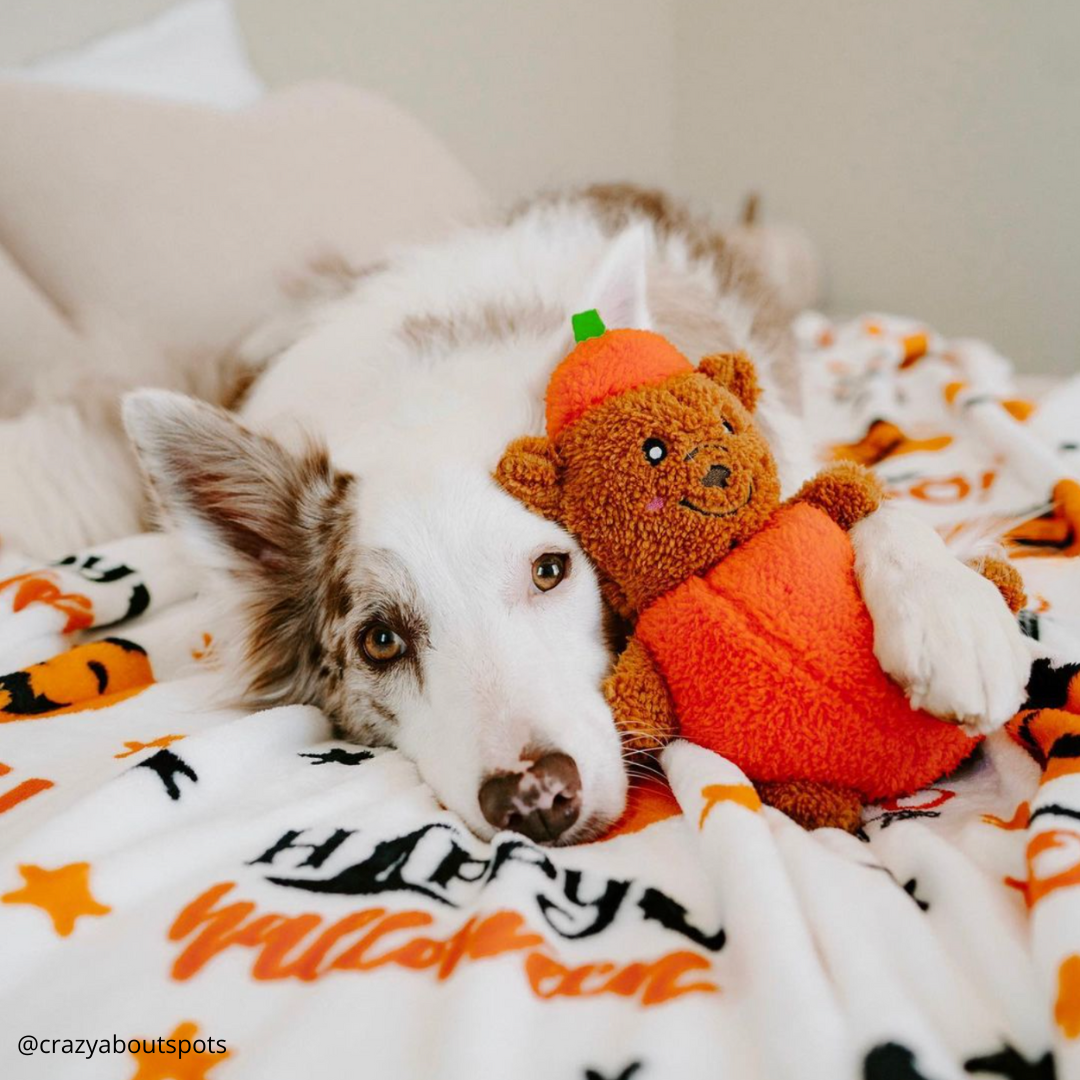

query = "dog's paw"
(851, 505), (1032, 734)
(869, 564), (1031, 734)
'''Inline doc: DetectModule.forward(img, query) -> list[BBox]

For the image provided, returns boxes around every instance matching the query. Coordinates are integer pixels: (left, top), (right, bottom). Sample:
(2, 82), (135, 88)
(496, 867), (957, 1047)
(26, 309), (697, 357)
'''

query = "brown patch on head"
(399, 301), (563, 356)
(573, 183), (693, 238)
(123, 392), (430, 740)
(225, 468), (432, 741)
(324, 570), (353, 622)
(237, 442), (361, 706)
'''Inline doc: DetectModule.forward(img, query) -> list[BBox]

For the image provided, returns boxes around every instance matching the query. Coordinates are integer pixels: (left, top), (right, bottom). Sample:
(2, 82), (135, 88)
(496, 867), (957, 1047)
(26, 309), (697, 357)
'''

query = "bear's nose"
(702, 464), (731, 489)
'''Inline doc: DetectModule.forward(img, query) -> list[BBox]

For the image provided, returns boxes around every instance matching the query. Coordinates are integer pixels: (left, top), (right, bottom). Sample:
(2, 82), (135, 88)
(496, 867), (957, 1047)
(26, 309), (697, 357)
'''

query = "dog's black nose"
(702, 464), (731, 488)
(478, 753), (581, 843)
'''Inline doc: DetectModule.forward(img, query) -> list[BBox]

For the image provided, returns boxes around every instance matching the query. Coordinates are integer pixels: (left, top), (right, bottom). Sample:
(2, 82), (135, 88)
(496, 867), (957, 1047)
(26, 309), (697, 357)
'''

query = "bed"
(1, 75), (1079, 1080)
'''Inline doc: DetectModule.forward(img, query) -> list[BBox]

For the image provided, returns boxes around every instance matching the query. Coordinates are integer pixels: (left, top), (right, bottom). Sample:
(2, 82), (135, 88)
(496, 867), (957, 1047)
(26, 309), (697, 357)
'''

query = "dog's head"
(122, 390), (627, 844)
(120, 226), (676, 845)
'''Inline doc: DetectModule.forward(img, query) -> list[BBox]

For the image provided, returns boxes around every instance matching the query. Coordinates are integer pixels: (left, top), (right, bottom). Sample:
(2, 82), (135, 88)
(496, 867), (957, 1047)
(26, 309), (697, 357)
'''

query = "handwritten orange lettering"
(168, 883), (717, 1007)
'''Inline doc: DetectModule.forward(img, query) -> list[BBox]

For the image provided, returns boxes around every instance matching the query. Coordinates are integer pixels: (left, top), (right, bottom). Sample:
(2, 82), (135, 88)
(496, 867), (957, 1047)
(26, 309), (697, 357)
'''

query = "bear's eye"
(722, 418), (735, 434)
(643, 438), (668, 466)
(532, 552), (569, 592)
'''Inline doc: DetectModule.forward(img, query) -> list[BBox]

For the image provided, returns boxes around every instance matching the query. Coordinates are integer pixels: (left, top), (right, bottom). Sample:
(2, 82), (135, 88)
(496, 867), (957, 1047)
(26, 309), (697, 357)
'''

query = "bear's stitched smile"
(679, 482), (754, 518)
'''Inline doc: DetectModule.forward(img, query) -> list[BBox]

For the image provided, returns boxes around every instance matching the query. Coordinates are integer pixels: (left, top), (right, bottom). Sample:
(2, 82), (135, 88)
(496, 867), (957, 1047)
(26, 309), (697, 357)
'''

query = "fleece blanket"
(0, 314), (1078, 1080)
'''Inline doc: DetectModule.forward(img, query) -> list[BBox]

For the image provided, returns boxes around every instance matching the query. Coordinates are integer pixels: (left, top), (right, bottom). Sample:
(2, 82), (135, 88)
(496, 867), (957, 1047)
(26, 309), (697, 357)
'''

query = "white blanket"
(1, 314), (1078, 1080)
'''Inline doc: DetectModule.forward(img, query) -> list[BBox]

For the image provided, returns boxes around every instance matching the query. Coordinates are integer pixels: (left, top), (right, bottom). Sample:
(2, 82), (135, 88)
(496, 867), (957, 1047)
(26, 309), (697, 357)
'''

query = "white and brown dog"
(114, 186), (1032, 845)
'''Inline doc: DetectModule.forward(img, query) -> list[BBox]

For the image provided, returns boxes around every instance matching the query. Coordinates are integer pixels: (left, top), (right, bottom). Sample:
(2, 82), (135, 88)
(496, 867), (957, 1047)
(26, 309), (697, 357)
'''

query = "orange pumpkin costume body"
(496, 310), (1021, 830)
(635, 502), (973, 801)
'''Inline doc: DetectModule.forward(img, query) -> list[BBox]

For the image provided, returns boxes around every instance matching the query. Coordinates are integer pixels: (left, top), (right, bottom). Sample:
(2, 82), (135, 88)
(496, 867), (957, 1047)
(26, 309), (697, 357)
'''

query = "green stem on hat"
(572, 309), (606, 343)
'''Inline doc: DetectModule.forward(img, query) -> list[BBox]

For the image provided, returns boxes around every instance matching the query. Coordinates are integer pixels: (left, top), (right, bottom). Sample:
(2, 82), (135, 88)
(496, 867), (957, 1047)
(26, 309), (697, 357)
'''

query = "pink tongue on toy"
(646, 497), (665, 513)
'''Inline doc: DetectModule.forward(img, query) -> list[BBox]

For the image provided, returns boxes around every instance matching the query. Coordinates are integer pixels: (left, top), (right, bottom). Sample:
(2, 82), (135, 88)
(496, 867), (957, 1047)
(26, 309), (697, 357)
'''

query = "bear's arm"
(787, 462), (886, 532)
(603, 637), (678, 753)
(969, 555), (1026, 613)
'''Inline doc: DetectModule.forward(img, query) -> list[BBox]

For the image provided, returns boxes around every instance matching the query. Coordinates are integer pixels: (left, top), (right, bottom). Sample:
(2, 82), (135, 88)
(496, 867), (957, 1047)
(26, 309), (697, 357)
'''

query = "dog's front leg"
(850, 502), (1032, 734)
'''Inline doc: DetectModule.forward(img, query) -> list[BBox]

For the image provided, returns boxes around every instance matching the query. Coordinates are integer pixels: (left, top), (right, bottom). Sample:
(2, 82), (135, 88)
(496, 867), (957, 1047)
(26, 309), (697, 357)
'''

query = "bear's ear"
(494, 436), (563, 520)
(697, 352), (761, 412)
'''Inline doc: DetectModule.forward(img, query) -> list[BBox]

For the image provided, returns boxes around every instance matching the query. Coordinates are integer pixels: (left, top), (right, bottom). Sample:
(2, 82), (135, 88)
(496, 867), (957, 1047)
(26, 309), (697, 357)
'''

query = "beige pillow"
(0, 81), (487, 556)
(0, 79), (485, 379)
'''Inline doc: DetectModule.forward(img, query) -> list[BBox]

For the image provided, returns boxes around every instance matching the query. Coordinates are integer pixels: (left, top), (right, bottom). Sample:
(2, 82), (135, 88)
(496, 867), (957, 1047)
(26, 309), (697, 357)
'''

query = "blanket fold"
(1, 313), (1078, 1080)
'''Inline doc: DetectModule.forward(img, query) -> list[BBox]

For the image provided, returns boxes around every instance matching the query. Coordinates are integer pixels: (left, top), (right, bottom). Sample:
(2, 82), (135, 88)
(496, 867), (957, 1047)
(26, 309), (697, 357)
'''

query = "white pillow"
(13, 0), (265, 109)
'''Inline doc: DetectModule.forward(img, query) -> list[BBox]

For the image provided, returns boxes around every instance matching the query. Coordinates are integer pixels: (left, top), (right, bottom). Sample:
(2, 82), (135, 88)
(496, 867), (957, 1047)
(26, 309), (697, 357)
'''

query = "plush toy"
(496, 311), (1025, 831)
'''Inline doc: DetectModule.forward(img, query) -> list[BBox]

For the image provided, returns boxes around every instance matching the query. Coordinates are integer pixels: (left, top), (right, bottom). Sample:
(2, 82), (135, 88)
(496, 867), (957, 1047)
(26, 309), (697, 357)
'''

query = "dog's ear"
(494, 436), (563, 519)
(584, 224), (652, 331)
(122, 390), (353, 573)
(697, 352), (761, 412)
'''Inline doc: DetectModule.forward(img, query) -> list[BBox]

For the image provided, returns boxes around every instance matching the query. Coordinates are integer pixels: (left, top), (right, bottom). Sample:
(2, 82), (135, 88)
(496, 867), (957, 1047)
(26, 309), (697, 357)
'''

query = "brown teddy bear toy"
(496, 310), (1024, 831)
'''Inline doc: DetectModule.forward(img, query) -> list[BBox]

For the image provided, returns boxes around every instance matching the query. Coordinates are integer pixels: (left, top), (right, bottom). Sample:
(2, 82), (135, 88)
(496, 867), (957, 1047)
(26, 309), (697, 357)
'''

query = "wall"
(673, 0), (1080, 373)
(3, 0), (1077, 372)
(235, 0), (678, 200)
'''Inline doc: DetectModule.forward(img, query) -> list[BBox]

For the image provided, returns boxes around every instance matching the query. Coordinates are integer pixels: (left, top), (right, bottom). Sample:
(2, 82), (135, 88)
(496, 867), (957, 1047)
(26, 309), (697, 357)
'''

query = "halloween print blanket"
(0, 313), (1078, 1080)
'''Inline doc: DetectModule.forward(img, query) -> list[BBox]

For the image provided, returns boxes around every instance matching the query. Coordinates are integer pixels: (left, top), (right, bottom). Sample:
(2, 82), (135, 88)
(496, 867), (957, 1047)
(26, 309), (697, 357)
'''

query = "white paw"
(851, 506), (1032, 734)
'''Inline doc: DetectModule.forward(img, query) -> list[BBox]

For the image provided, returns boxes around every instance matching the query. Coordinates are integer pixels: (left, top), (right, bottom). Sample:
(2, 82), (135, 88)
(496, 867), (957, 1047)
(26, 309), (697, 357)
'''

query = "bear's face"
(496, 351), (783, 618)
(554, 371), (781, 614)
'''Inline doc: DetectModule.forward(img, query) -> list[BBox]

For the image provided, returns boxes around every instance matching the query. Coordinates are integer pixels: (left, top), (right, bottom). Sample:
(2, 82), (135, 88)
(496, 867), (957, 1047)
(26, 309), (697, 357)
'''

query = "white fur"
(351, 468), (625, 842)
(851, 502), (1032, 733)
(231, 209), (670, 840)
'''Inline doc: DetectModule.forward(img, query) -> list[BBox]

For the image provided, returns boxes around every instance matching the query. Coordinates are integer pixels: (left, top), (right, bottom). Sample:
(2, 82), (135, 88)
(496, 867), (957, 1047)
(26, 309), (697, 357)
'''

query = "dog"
(107, 186), (1031, 844)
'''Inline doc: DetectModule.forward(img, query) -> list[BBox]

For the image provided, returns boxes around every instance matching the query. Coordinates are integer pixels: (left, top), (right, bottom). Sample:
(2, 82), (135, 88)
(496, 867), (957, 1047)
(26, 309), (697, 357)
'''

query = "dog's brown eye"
(532, 553), (568, 592)
(722, 419), (735, 434)
(361, 623), (407, 663)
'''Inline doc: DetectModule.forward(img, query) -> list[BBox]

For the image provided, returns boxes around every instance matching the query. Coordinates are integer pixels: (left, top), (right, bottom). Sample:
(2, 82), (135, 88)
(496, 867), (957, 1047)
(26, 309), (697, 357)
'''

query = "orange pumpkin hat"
(545, 310), (693, 441)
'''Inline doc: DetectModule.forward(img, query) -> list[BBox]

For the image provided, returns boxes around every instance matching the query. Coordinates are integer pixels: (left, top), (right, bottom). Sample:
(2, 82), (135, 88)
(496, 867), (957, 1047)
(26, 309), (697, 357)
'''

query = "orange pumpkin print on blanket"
(0, 638), (154, 721)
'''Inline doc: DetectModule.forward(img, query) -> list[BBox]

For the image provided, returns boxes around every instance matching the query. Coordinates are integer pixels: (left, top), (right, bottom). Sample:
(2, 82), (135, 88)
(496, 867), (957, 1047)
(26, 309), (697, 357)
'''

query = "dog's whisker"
(618, 732), (664, 743)
(619, 739), (666, 756)
(620, 748), (663, 762)
(623, 759), (667, 780)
